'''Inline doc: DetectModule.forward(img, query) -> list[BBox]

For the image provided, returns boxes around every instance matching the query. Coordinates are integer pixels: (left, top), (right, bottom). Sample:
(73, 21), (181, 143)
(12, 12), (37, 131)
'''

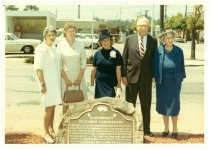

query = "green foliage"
(106, 20), (133, 33)
(165, 13), (187, 30)
(24, 56), (94, 65)
(187, 5), (204, 31)
(5, 5), (19, 11)
(24, 57), (34, 64)
(23, 5), (39, 11)
(87, 56), (93, 64)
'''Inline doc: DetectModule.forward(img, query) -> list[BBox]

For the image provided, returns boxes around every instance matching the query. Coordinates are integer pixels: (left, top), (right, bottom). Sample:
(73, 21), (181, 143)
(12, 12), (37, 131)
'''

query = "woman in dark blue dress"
(90, 29), (123, 98)
(153, 30), (186, 139)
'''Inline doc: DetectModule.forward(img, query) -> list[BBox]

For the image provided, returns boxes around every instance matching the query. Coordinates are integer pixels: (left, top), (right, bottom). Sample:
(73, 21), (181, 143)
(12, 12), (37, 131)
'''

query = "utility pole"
(185, 5), (188, 16)
(160, 5), (164, 32)
(183, 5), (188, 41)
(151, 5), (154, 36)
(144, 10), (149, 18)
(55, 6), (57, 21)
(78, 5), (80, 19)
(164, 5), (167, 20)
(119, 7), (122, 31)
(91, 10), (94, 52)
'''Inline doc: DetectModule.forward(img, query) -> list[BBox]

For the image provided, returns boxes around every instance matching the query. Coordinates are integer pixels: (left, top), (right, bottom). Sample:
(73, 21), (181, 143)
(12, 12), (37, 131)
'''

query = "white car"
(77, 34), (99, 49)
(55, 33), (99, 49)
(5, 33), (41, 54)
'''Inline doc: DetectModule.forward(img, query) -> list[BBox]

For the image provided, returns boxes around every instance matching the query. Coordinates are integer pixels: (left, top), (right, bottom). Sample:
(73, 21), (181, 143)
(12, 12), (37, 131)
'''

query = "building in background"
(5, 11), (56, 40)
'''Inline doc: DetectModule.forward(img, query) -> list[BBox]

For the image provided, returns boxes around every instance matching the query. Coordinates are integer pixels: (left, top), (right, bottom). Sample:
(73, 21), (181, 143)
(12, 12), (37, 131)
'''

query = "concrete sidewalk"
(4, 56), (204, 137)
(185, 59), (204, 66)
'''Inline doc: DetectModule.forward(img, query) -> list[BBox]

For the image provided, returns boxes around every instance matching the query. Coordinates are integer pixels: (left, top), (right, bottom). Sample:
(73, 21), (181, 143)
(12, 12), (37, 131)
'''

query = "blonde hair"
(63, 23), (77, 37)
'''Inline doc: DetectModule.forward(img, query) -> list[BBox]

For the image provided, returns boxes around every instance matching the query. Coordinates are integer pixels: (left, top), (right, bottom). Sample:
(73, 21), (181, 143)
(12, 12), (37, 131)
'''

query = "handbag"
(63, 85), (84, 103)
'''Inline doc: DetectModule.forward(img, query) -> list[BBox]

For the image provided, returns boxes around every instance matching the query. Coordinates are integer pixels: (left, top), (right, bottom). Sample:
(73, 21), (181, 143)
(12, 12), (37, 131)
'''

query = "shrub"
(24, 56), (34, 64)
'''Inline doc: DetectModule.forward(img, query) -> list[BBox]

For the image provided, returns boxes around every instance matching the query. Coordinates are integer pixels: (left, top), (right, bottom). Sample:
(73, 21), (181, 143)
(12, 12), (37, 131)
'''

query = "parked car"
(77, 33), (99, 49)
(55, 33), (99, 49)
(5, 33), (41, 54)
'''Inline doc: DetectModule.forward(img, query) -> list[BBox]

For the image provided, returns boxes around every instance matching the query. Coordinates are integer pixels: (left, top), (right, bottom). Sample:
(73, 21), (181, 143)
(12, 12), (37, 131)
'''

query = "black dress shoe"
(144, 131), (154, 137)
(172, 132), (178, 139)
(162, 131), (169, 137)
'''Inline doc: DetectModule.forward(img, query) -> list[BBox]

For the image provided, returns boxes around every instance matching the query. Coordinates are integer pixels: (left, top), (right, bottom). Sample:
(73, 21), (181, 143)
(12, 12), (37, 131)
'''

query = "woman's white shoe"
(49, 131), (56, 138)
(43, 133), (54, 143)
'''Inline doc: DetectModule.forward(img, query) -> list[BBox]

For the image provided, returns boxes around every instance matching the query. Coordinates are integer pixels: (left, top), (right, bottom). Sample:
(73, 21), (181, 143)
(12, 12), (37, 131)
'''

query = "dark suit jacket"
(122, 33), (157, 84)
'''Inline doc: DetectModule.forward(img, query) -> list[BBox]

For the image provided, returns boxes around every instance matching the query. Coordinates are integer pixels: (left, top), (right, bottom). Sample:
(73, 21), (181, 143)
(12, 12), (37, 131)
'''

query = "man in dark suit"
(122, 17), (157, 137)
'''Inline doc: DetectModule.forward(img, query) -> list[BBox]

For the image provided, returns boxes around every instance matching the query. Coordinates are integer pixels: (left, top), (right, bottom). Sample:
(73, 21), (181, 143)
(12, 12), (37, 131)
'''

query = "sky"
(10, 5), (194, 21)
(2, 0), (205, 21)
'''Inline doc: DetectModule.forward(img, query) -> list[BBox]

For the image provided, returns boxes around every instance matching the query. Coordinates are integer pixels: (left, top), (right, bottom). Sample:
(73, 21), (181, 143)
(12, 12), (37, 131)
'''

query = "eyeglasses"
(66, 29), (76, 33)
(137, 25), (149, 28)
(46, 33), (56, 37)
(164, 37), (174, 40)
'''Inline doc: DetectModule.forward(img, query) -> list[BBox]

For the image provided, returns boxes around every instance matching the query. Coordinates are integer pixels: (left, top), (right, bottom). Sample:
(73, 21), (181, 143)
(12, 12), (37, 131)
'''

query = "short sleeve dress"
(57, 39), (88, 100)
(93, 47), (123, 98)
(34, 42), (62, 107)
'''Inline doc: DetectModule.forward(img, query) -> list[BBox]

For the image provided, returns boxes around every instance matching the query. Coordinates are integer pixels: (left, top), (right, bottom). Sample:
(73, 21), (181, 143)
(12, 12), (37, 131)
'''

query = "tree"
(187, 5), (204, 59)
(23, 5), (39, 11)
(5, 5), (19, 11)
(164, 13), (187, 38)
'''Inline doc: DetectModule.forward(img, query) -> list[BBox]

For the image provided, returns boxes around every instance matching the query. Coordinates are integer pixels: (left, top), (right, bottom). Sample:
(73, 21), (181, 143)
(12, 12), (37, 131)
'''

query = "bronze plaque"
(67, 103), (135, 144)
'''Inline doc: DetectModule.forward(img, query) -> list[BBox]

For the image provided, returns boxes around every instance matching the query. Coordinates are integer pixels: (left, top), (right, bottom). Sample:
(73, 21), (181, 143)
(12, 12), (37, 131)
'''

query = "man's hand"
(122, 77), (128, 85)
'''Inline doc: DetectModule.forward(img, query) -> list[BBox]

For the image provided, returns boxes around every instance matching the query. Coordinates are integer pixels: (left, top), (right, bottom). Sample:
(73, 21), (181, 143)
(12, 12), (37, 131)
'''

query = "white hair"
(136, 17), (150, 25)
(43, 25), (57, 37)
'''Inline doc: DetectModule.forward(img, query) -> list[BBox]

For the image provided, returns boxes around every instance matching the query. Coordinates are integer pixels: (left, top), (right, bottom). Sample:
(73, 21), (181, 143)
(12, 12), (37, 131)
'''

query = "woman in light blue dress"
(153, 30), (186, 139)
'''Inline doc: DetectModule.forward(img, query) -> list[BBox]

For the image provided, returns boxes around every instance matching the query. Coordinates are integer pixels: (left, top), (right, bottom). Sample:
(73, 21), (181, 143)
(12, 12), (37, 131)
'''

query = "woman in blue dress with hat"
(153, 30), (186, 139)
(90, 29), (123, 98)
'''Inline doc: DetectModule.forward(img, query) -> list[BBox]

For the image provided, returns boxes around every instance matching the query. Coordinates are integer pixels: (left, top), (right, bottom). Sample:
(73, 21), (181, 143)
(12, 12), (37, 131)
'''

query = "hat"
(99, 29), (111, 41)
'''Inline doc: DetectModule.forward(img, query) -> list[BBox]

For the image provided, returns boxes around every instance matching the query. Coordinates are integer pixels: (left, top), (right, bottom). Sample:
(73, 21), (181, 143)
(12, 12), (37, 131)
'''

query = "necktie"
(139, 37), (145, 58)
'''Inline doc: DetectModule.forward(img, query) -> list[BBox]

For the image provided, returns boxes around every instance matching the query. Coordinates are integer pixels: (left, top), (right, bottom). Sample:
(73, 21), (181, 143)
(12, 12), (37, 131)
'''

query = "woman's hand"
(41, 86), (46, 93)
(65, 79), (73, 86)
(74, 77), (82, 86)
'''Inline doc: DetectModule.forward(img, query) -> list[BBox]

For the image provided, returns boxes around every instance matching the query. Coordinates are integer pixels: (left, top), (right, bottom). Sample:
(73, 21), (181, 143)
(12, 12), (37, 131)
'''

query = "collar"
(138, 34), (147, 41)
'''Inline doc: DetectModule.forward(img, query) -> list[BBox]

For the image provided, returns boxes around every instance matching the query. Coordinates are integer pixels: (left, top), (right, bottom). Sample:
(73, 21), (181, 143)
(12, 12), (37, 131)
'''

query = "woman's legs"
(63, 105), (69, 115)
(171, 116), (178, 138)
(49, 107), (55, 136)
(44, 106), (55, 134)
(171, 116), (178, 133)
(43, 106), (55, 143)
(163, 115), (169, 132)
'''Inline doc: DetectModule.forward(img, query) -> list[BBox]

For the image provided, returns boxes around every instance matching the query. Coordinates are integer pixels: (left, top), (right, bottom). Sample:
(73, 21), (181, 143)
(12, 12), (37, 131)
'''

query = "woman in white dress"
(34, 25), (71, 143)
(57, 23), (87, 114)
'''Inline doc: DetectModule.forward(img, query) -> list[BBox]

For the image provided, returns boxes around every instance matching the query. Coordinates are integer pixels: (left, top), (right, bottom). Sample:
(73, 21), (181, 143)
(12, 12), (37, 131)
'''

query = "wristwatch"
(40, 82), (45, 87)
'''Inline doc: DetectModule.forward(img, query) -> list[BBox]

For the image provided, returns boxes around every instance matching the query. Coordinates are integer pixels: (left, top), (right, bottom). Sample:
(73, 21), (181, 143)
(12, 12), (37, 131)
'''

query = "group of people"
(34, 17), (186, 143)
